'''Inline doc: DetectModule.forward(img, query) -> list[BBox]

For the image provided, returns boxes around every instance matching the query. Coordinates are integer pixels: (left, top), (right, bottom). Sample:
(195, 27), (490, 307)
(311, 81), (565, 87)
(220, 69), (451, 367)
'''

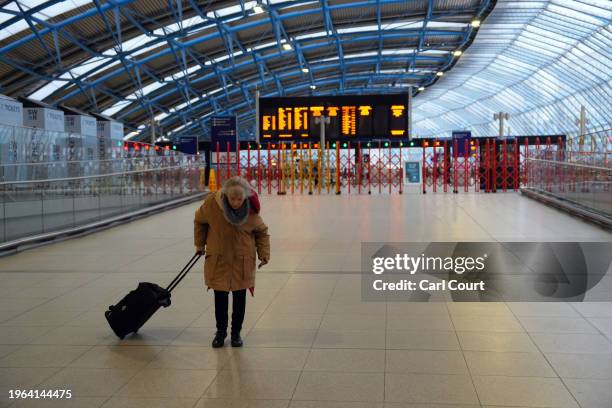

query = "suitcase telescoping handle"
(165, 252), (202, 293)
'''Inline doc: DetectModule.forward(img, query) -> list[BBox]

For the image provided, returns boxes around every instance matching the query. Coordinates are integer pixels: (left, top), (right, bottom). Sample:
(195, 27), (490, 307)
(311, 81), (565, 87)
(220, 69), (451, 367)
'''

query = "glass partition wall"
(524, 158), (612, 218)
(0, 123), (206, 244)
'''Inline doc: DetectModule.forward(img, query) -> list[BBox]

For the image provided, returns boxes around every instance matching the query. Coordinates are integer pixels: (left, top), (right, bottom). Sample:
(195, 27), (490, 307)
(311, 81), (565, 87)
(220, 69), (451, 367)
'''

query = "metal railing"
(0, 122), (121, 165)
(524, 157), (612, 217)
(0, 159), (206, 244)
(566, 128), (611, 167)
(1, 154), (204, 183)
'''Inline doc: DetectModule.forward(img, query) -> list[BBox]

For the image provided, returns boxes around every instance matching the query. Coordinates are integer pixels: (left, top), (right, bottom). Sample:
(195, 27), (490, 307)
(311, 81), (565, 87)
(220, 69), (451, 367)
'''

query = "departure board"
(259, 94), (409, 142)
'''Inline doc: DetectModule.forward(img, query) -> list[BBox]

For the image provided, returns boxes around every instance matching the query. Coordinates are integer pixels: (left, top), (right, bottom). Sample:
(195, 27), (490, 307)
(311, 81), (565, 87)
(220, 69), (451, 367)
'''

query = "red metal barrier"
(422, 141), (432, 193)
(443, 140), (449, 193)
(267, 142), (272, 194)
(399, 145), (403, 195)
(348, 142), (352, 195)
(387, 142), (391, 194)
(473, 140), (481, 192)
(513, 140), (519, 190)
(216, 142), (221, 187)
(246, 144), (251, 184)
(368, 144), (372, 194)
(452, 139), (458, 193)
(464, 139), (469, 193)
(357, 142), (362, 194)
(521, 138), (529, 187)
(277, 143), (282, 195)
(257, 144), (262, 193)
(502, 139), (508, 192)
(336, 143), (342, 194)
(485, 139), (490, 192)
(422, 144), (426, 194)
(226, 142), (230, 180)
(210, 137), (566, 195)
(433, 141), (438, 193)
(557, 137), (565, 192)
(391, 145), (402, 194)
(492, 140), (497, 192)
(377, 141), (382, 194)
(233, 142), (239, 178)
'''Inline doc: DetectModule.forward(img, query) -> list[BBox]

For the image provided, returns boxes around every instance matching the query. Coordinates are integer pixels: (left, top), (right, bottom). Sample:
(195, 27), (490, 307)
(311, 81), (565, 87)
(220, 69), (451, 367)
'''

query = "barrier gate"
(213, 141), (404, 195)
(421, 136), (565, 194)
(211, 137), (565, 195)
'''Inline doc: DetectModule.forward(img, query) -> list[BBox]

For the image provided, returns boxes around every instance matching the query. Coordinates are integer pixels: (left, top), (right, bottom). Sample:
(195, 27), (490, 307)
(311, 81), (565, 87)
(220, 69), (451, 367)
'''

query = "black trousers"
(214, 289), (246, 335)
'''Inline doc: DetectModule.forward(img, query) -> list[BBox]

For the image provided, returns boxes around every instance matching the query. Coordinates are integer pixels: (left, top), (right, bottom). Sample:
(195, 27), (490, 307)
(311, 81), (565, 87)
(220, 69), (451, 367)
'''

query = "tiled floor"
(0, 192), (611, 408)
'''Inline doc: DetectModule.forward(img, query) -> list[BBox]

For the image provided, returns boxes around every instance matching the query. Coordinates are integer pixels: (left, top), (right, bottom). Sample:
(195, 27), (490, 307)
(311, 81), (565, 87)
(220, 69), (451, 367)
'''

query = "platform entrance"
(211, 137), (570, 196)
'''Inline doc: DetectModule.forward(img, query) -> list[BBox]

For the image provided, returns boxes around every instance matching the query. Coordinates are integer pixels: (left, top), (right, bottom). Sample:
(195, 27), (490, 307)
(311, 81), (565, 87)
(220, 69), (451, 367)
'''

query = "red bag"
(248, 189), (260, 296)
(248, 190), (260, 214)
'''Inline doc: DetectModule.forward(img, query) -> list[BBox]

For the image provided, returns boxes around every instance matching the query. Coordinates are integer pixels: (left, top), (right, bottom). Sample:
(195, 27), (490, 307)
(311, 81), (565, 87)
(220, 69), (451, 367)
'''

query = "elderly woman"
(194, 176), (270, 348)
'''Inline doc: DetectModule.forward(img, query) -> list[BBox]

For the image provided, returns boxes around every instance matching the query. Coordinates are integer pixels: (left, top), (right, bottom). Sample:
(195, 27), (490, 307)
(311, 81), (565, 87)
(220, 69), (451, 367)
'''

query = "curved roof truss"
(0, 0), (494, 141)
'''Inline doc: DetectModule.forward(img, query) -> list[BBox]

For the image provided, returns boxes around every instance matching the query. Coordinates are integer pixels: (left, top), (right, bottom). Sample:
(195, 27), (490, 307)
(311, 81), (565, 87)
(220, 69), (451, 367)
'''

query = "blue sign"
(404, 161), (421, 183)
(211, 116), (237, 151)
(179, 136), (198, 155)
(452, 131), (471, 157)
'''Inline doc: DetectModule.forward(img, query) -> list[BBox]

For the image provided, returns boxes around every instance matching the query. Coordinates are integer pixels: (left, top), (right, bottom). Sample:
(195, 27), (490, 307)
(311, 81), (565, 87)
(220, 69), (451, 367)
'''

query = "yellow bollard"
(290, 144), (295, 194)
(299, 146), (304, 194)
(335, 142), (341, 195)
(308, 143), (313, 195)
(208, 167), (218, 192)
(326, 142), (331, 194)
(317, 144), (322, 194)
(199, 168), (206, 190)
(284, 146), (291, 194)
(278, 146), (287, 195)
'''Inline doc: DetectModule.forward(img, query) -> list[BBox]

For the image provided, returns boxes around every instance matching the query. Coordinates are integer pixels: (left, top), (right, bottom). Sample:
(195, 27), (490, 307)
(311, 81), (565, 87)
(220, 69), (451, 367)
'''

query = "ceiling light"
(282, 43), (292, 51)
(453, 50), (462, 57)
(301, 67), (309, 73)
(436, 71), (444, 77)
(471, 20), (480, 28)
(418, 86), (425, 91)
(253, 5), (264, 14)
(309, 85), (316, 90)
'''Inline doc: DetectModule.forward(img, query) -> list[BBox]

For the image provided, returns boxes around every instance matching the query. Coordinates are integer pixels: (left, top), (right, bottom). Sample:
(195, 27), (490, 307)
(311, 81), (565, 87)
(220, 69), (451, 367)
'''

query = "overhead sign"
(259, 94), (409, 142)
(452, 131), (472, 157)
(96, 120), (123, 160)
(179, 136), (198, 155)
(97, 120), (123, 140)
(211, 115), (237, 151)
(65, 115), (97, 137)
(0, 96), (23, 127)
(23, 107), (65, 132)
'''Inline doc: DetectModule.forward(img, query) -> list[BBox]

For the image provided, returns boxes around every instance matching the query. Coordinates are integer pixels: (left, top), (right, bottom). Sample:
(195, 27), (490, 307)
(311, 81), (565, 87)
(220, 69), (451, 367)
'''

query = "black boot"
(212, 331), (227, 348)
(230, 289), (246, 347)
(231, 332), (243, 347)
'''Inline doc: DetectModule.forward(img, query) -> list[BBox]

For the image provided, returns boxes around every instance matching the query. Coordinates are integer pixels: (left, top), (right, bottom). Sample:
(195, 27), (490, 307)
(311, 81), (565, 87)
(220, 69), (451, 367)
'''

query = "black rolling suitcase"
(105, 253), (201, 339)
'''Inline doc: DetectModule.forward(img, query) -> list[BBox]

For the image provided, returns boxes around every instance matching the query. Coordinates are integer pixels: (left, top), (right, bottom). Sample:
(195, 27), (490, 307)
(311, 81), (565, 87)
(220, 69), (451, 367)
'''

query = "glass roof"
(0, 0), (92, 41)
(412, 0), (611, 137)
(2, 0), (609, 140)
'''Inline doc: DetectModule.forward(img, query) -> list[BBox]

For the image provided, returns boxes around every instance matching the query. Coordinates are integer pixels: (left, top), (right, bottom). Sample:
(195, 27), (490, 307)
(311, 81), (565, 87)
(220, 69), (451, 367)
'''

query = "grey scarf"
(221, 194), (250, 226)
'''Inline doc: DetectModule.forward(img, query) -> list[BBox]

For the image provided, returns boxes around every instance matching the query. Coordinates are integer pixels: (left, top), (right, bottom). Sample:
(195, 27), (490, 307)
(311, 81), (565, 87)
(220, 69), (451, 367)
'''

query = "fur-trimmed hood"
(214, 189), (260, 215)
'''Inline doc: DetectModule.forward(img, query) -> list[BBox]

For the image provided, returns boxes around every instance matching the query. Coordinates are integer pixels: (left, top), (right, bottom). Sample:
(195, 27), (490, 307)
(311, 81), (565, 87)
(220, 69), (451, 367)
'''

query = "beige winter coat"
(194, 191), (270, 291)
